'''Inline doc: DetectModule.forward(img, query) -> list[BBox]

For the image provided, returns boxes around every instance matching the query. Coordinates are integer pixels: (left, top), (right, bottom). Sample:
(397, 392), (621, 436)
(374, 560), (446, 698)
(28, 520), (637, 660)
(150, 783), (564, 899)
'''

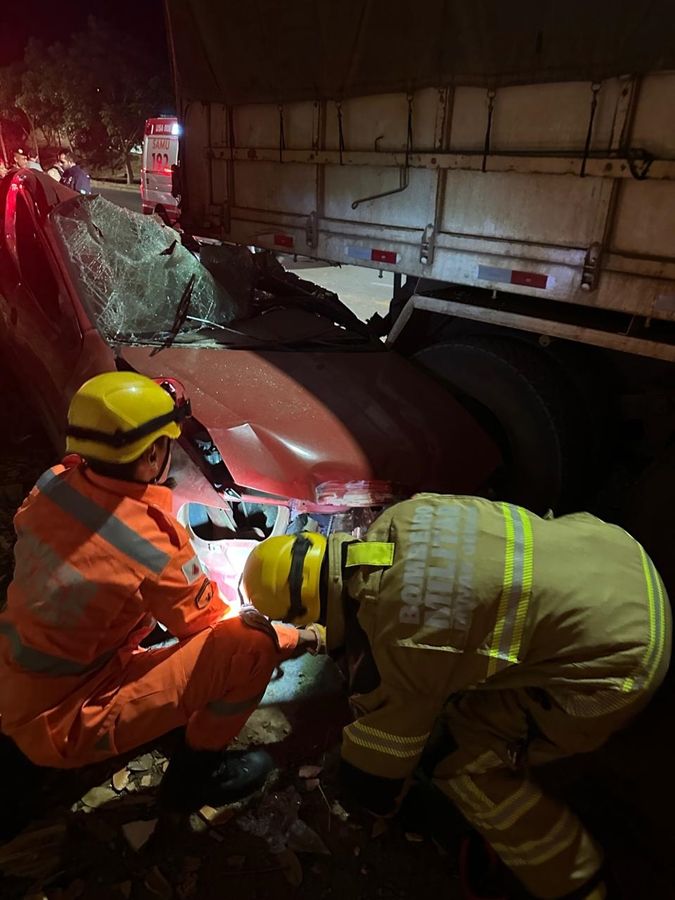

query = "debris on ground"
(112, 769), (130, 793)
(288, 819), (330, 855)
(207, 829), (224, 843)
(128, 753), (154, 774)
(116, 793), (156, 809)
(372, 819), (389, 839)
(238, 784), (329, 859)
(330, 800), (350, 823)
(238, 788), (299, 854)
(181, 857), (201, 873)
(274, 847), (303, 886)
(81, 786), (117, 810)
(61, 877), (86, 899)
(122, 819), (157, 851)
(0, 821), (66, 879)
(174, 857), (201, 899)
(176, 872), (198, 899)
(231, 707), (292, 747)
(1, 403), (674, 899)
(197, 805), (236, 828)
(143, 865), (172, 899)
(232, 782), (331, 893)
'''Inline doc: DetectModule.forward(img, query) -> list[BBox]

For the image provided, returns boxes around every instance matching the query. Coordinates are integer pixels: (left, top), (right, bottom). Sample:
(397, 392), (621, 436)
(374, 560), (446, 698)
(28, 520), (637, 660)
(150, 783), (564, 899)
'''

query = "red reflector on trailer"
(274, 234), (294, 248)
(511, 270), (549, 289)
(371, 249), (397, 264)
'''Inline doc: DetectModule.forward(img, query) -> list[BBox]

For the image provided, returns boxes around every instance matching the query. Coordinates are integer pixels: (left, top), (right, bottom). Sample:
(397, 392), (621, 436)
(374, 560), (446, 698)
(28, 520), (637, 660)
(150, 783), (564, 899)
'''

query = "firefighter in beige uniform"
(243, 494), (671, 900)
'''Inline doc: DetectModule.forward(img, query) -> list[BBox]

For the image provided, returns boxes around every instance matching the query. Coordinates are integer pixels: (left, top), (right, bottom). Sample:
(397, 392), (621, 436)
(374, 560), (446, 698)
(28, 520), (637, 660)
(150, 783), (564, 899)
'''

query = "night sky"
(0, 0), (166, 66)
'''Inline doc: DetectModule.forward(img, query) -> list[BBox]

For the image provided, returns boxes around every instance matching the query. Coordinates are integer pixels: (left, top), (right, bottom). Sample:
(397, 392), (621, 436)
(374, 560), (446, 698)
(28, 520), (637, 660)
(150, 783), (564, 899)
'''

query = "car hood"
(121, 344), (499, 502)
(0, 171), (497, 504)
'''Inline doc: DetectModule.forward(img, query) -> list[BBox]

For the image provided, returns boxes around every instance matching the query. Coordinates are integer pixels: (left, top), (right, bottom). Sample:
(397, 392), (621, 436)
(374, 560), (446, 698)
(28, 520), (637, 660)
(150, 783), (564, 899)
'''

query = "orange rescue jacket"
(0, 458), (266, 759)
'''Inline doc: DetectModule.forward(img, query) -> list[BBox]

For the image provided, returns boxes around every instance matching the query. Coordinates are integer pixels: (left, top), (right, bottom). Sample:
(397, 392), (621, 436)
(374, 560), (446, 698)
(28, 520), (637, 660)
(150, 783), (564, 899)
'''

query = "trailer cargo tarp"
(165, 0), (675, 105)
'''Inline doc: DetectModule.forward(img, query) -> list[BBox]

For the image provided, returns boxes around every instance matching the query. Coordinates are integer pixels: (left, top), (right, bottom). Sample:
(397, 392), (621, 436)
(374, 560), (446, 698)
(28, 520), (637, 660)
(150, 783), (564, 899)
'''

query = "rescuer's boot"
(160, 741), (274, 812)
(459, 831), (612, 900)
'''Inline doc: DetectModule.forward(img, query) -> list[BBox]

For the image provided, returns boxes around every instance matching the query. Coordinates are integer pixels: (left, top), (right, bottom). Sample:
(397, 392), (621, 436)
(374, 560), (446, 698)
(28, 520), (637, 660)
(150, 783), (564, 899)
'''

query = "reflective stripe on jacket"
(0, 459), (228, 734)
(337, 493), (672, 780)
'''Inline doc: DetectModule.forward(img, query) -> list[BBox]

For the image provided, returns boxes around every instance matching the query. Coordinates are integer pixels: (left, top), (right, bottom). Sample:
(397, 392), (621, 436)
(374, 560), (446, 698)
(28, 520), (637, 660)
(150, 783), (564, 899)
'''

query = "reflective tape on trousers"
(0, 621), (113, 676)
(475, 781), (543, 832)
(492, 808), (581, 867)
(37, 470), (169, 574)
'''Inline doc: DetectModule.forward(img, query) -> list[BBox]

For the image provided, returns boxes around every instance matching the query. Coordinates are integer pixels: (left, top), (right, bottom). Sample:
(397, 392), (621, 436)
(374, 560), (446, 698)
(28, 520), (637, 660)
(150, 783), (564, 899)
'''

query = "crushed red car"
(0, 170), (499, 600)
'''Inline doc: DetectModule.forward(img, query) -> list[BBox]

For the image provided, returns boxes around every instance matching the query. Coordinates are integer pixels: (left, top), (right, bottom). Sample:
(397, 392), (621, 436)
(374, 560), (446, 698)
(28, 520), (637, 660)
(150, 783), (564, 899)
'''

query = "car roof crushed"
(50, 195), (250, 342)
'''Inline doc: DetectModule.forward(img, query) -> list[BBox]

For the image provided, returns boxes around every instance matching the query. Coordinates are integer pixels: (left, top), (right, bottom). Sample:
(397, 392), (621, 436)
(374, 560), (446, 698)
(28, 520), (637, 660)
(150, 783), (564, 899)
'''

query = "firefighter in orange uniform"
(0, 372), (318, 811)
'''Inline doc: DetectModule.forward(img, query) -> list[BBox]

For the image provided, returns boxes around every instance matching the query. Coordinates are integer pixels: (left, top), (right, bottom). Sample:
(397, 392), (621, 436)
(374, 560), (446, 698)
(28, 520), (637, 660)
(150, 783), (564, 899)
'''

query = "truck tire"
(412, 337), (578, 513)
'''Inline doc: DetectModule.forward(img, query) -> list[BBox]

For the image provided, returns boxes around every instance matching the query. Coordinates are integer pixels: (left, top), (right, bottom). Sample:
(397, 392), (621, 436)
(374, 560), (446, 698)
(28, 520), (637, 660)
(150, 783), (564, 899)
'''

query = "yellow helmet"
(241, 532), (327, 624)
(66, 372), (191, 464)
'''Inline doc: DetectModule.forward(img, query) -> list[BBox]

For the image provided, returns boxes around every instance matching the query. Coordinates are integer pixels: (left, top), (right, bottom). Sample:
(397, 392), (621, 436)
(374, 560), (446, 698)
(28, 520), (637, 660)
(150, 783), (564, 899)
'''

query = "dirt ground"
(1, 395), (675, 900)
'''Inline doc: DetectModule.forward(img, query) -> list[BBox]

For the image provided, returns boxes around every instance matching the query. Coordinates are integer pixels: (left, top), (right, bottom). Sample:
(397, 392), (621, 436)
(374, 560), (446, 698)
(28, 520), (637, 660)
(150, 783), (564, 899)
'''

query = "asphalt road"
(95, 183), (142, 212)
(286, 261), (393, 323)
(95, 183), (394, 322)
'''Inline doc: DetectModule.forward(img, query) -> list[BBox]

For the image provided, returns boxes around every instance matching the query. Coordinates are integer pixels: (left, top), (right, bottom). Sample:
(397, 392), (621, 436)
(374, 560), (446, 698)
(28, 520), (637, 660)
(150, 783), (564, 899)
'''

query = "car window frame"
(13, 190), (64, 324)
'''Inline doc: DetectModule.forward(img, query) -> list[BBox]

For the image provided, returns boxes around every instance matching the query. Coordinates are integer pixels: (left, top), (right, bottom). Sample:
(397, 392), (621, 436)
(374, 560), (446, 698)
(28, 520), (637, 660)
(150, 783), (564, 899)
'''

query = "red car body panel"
(0, 172), (118, 447)
(0, 170), (500, 507)
(122, 345), (499, 502)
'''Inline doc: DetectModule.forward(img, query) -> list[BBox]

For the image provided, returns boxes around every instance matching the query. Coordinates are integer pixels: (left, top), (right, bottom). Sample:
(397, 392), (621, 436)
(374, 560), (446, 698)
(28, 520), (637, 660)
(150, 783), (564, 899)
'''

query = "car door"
(0, 175), (86, 445)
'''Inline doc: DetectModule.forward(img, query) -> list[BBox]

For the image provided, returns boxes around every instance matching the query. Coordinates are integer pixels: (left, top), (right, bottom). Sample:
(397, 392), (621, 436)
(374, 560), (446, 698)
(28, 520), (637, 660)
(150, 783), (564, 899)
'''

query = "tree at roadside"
(17, 39), (89, 155)
(0, 17), (172, 181)
(66, 18), (172, 183)
(0, 64), (28, 164)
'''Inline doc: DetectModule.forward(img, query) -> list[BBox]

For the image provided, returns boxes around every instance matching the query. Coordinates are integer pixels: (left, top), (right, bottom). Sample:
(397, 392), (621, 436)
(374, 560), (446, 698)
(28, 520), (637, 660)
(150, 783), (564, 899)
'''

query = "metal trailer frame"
(173, 61), (675, 360)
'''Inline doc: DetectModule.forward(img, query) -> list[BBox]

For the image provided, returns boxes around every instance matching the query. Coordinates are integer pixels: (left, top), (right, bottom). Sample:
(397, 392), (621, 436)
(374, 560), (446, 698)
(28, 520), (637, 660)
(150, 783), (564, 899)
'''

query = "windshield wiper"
(150, 274), (196, 357)
(185, 315), (374, 349)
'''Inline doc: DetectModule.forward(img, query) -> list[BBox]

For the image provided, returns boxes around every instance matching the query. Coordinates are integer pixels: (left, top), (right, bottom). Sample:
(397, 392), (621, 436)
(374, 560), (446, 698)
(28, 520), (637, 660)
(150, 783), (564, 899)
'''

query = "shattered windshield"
(50, 195), (249, 342)
(50, 193), (379, 352)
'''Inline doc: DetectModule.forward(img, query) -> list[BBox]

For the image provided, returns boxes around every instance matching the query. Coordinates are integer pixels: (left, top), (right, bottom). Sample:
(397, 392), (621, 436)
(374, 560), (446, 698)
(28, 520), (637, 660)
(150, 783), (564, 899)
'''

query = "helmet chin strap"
(151, 443), (172, 485)
(286, 535), (312, 621)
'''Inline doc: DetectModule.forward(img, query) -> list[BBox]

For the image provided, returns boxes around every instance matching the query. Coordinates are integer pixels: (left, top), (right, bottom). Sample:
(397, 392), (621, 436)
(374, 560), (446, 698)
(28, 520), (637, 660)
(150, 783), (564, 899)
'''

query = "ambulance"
(140, 117), (180, 222)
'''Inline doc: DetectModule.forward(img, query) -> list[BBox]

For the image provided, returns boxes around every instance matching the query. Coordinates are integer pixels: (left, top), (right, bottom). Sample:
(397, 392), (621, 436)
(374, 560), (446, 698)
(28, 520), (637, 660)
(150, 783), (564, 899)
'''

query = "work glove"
(302, 622), (326, 655)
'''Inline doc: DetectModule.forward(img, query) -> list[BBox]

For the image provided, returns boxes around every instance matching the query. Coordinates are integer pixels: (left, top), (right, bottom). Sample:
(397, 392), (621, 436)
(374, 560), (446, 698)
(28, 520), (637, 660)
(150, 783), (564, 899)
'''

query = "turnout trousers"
(4, 616), (293, 768)
(431, 683), (662, 899)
